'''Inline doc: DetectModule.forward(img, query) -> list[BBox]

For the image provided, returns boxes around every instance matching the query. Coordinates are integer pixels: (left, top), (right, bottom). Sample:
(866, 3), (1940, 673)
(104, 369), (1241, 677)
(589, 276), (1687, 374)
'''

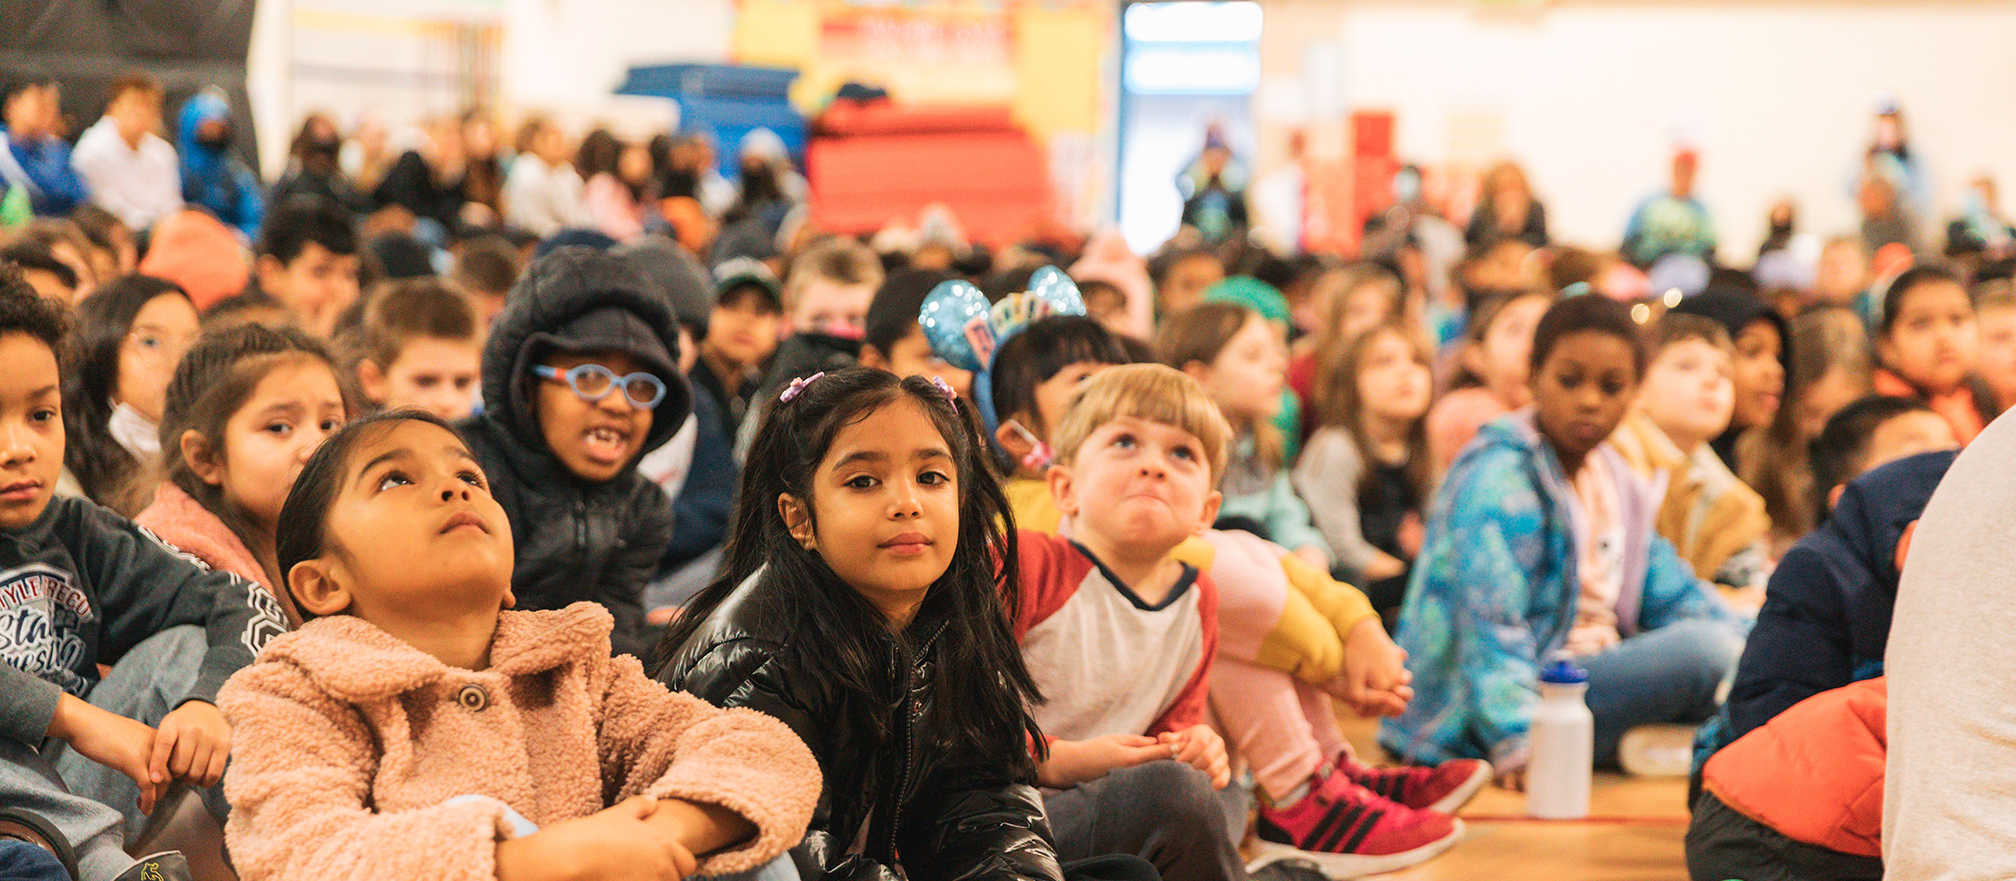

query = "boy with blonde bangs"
(1015, 364), (1242, 881)
(1015, 364), (1464, 881)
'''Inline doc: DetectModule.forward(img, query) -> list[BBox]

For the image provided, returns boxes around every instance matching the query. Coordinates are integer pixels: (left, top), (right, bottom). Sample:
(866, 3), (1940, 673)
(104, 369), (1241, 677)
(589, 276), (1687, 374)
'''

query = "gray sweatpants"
(1, 626), (208, 881)
(1044, 760), (1250, 881)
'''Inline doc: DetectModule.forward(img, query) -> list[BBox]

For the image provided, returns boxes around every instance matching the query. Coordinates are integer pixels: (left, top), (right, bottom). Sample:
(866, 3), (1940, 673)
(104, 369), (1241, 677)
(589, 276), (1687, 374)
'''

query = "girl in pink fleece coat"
(217, 410), (820, 881)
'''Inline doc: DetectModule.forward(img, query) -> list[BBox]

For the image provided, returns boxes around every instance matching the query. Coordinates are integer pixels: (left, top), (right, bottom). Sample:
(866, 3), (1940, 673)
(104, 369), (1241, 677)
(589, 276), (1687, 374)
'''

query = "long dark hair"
(161, 323), (352, 593)
(64, 274), (193, 514)
(275, 409), (459, 622)
(654, 367), (1046, 768)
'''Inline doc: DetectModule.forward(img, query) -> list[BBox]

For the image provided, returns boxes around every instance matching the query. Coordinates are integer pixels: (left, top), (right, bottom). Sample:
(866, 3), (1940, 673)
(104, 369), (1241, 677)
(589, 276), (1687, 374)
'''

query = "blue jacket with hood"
(1380, 412), (1732, 768)
(177, 91), (264, 238)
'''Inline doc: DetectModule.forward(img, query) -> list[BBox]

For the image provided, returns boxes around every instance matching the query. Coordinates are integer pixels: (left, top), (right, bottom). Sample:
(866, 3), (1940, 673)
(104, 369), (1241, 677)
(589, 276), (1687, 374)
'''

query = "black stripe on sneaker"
(1336, 807), (1381, 854)
(1301, 801), (1357, 851)
(1312, 801), (1373, 853)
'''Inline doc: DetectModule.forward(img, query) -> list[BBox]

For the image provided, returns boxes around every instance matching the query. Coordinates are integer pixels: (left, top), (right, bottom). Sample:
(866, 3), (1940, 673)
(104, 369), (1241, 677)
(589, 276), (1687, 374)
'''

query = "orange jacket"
(1702, 677), (1886, 857)
(1874, 369), (1988, 445)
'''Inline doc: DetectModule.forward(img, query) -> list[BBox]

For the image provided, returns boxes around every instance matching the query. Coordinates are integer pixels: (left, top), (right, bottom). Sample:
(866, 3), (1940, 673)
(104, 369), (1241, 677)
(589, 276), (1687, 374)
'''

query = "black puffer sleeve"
(895, 768), (1064, 881)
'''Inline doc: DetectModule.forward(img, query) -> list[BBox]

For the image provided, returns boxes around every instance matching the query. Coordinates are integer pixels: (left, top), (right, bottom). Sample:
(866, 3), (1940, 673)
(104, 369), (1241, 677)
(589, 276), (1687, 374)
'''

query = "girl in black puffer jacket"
(655, 368), (1152, 881)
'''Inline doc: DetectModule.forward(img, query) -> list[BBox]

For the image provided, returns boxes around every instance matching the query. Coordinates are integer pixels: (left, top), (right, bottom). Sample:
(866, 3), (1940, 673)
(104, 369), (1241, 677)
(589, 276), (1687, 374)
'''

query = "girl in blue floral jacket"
(1381, 295), (1741, 789)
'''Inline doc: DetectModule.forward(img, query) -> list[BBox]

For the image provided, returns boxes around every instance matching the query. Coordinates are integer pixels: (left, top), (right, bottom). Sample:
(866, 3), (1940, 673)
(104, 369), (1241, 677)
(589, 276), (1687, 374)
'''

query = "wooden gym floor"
(1337, 714), (1691, 880)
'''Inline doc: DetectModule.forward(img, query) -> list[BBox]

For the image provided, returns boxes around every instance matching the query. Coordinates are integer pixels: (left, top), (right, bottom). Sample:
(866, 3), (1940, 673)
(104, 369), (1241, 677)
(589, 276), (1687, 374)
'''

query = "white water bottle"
(1526, 658), (1593, 819)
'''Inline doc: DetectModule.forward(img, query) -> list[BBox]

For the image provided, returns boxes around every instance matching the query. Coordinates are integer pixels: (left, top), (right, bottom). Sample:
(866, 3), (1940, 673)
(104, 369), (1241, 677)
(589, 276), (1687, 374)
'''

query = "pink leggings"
(1209, 655), (1353, 803)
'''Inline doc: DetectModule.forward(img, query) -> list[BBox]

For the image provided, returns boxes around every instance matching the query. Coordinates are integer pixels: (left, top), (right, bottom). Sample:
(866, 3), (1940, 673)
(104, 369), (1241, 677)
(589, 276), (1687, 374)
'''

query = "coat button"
(455, 683), (490, 712)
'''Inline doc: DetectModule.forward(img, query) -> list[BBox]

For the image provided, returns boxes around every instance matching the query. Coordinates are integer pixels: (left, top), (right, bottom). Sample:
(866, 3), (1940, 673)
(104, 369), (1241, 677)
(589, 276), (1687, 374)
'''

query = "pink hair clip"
(930, 375), (958, 401)
(780, 372), (825, 403)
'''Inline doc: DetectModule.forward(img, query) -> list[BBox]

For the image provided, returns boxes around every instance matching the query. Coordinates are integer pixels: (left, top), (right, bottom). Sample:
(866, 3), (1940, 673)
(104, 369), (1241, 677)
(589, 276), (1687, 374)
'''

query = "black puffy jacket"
(656, 573), (1065, 881)
(460, 247), (691, 658)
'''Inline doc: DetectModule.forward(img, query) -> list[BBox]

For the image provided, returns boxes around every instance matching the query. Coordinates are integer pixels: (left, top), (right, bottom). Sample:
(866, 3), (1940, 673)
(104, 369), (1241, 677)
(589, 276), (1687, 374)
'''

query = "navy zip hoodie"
(0, 497), (285, 744)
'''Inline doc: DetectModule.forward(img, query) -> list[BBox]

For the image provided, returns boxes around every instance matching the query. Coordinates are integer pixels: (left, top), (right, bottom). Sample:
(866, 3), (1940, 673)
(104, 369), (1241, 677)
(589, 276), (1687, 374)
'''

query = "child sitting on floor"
(0, 277), (284, 881)
(137, 323), (352, 618)
(1424, 288), (1553, 477)
(1870, 265), (1995, 443)
(1294, 320), (1436, 620)
(656, 368), (1152, 881)
(1385, 294), (1742, 785)
(459, 247), (691, 658)
(1688, 678), (1886, 881)
(218, 410), (819, 881)
(1609, 313), (1771, 598)
(948, 298), (1466, 874)
(1023, 364), (1467, 880)
(1157, 301), (1329, 572)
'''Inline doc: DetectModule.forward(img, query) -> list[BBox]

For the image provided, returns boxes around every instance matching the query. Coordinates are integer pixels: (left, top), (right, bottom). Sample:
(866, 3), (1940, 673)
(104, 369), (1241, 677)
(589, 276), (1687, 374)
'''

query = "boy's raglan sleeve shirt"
(1144, 567), (1217, 737)
(1010, 530), (1082, 639)
(63, 500), (285, 707)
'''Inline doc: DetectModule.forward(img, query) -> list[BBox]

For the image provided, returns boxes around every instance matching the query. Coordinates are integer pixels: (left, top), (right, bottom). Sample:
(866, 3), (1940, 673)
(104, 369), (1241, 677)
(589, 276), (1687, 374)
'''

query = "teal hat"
(1203, 276), (1290, 325)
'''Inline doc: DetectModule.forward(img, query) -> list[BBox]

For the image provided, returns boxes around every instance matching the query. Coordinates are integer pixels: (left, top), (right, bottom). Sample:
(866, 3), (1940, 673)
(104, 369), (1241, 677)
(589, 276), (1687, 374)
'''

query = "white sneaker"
(1618, 723), (1696, 777)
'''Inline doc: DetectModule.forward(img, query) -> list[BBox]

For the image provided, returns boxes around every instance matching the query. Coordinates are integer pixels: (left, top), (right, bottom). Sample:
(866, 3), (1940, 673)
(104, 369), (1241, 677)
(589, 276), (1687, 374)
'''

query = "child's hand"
(46, 694), (163, 813)
(1157, 725), (1231, 790)
(1398, 512), (1425, 558)
(497, 797), (698, 881)
(636, 794), (756, 857)
(1292, 545), (1330, 573)
(1036, 734), (1170, 788)
(1335, 616), (1414, 718)
(151, 701), (232, 794)
(1362, 550), (1407, 582)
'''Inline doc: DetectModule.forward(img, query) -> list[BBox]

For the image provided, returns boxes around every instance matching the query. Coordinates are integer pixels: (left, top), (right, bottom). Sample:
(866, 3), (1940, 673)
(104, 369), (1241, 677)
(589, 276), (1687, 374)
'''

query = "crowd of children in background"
(2, 71), (2014, 881)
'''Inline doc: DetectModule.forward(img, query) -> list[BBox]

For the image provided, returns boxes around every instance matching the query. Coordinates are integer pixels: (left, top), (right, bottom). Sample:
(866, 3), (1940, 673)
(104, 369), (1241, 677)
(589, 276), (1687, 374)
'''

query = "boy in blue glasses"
(460, 246), (692, 658)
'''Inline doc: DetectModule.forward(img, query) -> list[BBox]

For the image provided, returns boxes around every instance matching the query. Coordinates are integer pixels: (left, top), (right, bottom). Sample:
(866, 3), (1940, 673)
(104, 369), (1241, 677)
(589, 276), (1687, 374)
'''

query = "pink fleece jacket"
(135, 482), (302, 625)
(218, 602), (820, 881)
(135, 483), (269, 592)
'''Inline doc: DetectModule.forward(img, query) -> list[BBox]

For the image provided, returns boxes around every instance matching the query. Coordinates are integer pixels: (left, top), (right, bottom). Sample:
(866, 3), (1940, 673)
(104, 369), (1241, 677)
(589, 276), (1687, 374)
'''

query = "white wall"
(1265, 0), (2016, 260)
(500, 0), (733, 127)
(249, 0), (736, 175)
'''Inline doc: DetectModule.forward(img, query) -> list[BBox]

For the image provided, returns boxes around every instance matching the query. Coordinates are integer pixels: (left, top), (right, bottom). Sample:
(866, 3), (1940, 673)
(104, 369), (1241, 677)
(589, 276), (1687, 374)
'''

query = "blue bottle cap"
(1540, 659), (1589, 685)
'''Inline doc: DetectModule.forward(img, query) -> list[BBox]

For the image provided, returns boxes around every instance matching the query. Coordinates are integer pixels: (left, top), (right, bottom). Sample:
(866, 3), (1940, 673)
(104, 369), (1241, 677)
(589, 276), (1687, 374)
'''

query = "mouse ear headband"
(919, 265), (1085, 435)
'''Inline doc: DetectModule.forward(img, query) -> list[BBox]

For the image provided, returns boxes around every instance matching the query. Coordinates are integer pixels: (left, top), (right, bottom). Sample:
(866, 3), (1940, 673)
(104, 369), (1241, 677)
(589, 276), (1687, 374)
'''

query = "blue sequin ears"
(918, 266), (1086, 433)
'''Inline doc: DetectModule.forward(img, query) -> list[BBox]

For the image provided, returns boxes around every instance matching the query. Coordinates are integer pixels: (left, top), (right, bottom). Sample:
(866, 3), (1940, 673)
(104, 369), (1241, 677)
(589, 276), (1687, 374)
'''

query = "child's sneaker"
(1251, 769), (1464, 878)
(1619, 723), (1697, 777)
(1334, 754), (1492, 814)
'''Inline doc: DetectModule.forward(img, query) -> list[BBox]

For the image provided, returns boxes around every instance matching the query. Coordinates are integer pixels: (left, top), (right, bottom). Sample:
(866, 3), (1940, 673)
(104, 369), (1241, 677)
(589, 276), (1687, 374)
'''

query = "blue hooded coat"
(176, 91), (264, 238)
(1379, 412), (1732, 767)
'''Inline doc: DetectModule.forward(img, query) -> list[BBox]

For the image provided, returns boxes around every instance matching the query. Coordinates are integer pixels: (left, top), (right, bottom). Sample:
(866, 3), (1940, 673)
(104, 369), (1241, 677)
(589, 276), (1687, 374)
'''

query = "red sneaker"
(1251, 769), (1464, 878)
(1335, 755), (1492, 815)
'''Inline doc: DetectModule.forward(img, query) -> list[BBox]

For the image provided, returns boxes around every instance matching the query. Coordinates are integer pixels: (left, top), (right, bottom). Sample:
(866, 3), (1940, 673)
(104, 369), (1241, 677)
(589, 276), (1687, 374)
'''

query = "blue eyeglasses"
(532, 364), (667, 410)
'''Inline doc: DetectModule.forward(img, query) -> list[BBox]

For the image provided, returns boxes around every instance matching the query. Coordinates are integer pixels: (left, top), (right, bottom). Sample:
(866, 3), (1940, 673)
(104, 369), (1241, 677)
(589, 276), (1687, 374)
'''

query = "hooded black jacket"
(459, 247), (691, 658)
(656, 571), (1065, 881)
